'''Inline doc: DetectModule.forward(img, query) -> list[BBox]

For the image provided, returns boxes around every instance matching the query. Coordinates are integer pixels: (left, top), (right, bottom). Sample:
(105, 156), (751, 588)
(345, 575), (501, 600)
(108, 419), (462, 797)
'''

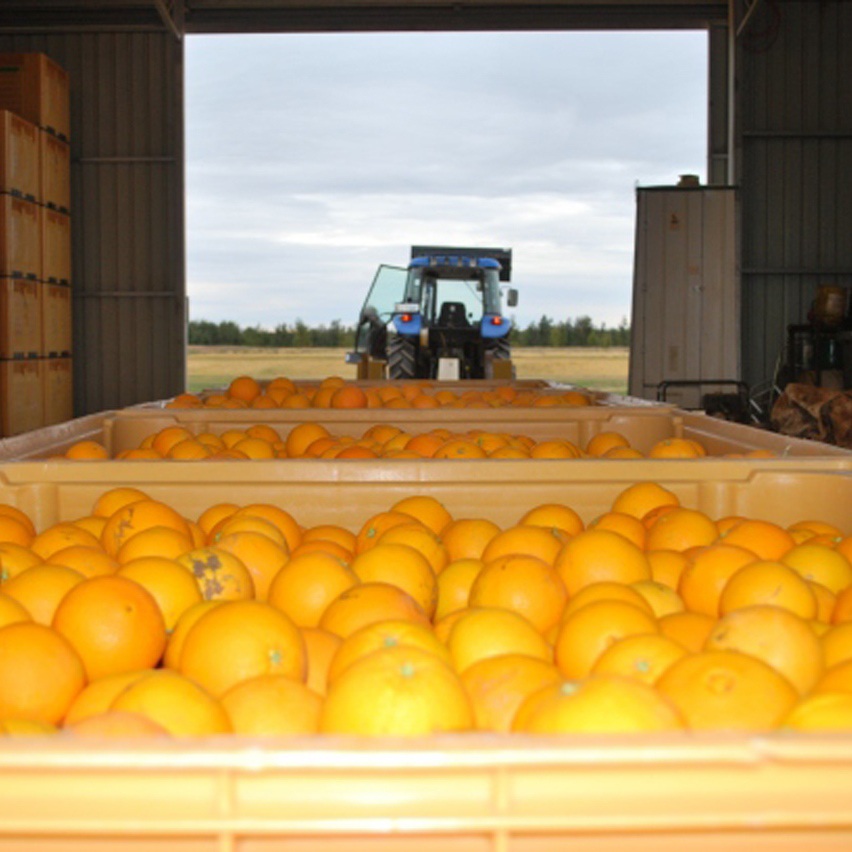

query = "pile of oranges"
(1, 482), (851, 737)
(61, 424), (776, 461)
(165, 375), (595, 410)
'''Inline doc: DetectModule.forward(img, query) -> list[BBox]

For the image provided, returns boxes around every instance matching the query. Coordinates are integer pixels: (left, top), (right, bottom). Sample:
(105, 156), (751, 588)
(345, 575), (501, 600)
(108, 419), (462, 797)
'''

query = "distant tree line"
(188, 316), (630, 348)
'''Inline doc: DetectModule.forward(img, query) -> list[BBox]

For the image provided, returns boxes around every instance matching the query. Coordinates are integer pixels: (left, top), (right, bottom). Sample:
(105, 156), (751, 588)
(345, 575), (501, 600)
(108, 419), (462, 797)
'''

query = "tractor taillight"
(491, 316), (504, 326)
(401, 314), (413, 323)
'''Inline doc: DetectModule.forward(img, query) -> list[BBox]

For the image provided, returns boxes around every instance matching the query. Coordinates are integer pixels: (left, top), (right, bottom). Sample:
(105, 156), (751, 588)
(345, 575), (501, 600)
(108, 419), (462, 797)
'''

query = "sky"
(185, 30), (707, 331)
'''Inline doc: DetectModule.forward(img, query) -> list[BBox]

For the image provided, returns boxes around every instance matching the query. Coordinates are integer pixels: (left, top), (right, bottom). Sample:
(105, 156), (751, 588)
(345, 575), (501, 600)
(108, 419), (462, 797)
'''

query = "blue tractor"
(349, 246), (518, 380)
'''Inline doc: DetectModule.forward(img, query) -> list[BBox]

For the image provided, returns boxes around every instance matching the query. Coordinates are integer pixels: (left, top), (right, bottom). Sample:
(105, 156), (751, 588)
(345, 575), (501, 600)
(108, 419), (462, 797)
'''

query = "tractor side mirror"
(506, 288), (518, 308)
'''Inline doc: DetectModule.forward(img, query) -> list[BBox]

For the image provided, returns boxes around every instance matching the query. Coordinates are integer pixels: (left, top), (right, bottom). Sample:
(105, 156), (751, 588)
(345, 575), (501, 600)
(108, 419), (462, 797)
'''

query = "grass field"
(186, 346), (630, 394)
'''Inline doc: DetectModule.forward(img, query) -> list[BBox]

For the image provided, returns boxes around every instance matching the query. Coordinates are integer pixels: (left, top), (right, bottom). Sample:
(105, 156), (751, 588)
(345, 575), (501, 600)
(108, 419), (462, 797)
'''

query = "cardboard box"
(0, 109), (38, 201)
(0, 52), (70, 140)
(0, 356), (43, 436)
(0, 193), (40, 279)
(38, 128), (70, 211)
(0, 276), (40, 359)
(40, 206), (71, 285)
(42, 355), (72, 426)
(40, 281), (71, 356)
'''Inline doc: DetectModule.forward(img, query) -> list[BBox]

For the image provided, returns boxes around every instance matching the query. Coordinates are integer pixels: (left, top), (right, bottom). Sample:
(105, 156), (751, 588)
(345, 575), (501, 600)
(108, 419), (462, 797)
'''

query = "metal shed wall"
(0, 27), (186, 414)
(737, 0), (852, 394)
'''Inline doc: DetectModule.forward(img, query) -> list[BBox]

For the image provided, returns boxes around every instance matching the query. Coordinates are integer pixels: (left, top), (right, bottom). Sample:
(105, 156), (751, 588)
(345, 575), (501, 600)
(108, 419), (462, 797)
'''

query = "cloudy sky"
(185, 30), (707, 331)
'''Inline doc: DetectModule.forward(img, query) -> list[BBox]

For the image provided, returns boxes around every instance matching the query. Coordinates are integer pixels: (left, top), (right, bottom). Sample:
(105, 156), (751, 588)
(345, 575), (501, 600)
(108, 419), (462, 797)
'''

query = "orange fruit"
(63, 668), (151, 725)
(833, 585), (852, 624)
(110, 668), (232, 736)
(30, 523), (102, 560)
(587, 511), (647, 549)
(65, 709), (170, 737)
(166, 438), (212, 460)
(645, 507), (719, 552)
(0, 504), (36, 537)
(71, 515), (107, 539)
(91, 488), (153, 520)
(301, 524), (357, 555)
(301, 626), (343, 696)
(2, 563), (86, 625)
(176, 546), (255, 601)
(150, 426), (195, 457)
(461, 653), (561, 732)
(213, 531), (289, 601)
(656, 649), (798, 730)
(480, 524), (564, 566)
(810, 580), (837, 623)
(468, 554), (567, 633)
(355, 510), (424, 554)
(287, 538), (352, 564)
(630, 579), (685, 618)
(821, 622), (852, 669)
(433, 438), (487, 459)
(319, 645), (473, 735)
(267, 551), (358, 628)
(329, 385), (368, 408)
(326, 618), (452, 684)
(677, 543), (758, 617)
(440, 517), (501, 562)
(64, 440), (110, 460)
(513, 675), (683, 733)
(376, 522), (449, 574)
(517, 503), (584, 538)
(554, 598), (658, 680)
(813, 658), (852, 694)
(227, 375), (262, 403)
(591, 632), (687, 685)
(116, 556), (204, 632)
(389, 495), (454, 536)
(100, 499), (192, 558)
(610, 482), (680, 520)
(783, 693), (852, 731)
(0, 622), (86, 724)
(648, 438), (704, 458)
(319, 582), (430, 638)
(0, 542), (42, 582)
(163, 600), (224, 669)
(0, 718), (57, 736)
(718, 560), (818, 619)
(705, 604), (824, 695)
(228, 504), (302, 553)
(178, 600), (306, 697)
(0, 591), (31, 629)
(47, 545), (119, 579)
(284, 422), (331, 458)
(445, 607), (552, 673)
(350, 542), (438, 618)
(0, 515), (34, 547)
(220, 673), (322, 735)
(658, 610), (717, 653)
(553, 529), (651, 597)
(782, 542), (852, 594)
(114, 525), (194, 564)
(52, 575), (167, 681)
(562, 581), (654, 619)
(435, 558), (483, 622)
(721, 518), (795, 561)
(585, 431), (631, 457)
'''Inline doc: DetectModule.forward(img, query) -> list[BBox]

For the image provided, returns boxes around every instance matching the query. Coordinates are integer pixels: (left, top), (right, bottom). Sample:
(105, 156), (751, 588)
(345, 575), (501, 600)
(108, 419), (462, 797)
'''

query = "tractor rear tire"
(387, 336), (417, 380)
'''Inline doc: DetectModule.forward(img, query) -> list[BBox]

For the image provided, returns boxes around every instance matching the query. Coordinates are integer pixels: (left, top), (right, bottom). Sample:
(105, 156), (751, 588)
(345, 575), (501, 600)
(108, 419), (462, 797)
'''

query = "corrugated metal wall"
(737, 0), (852, 395)
(0, 27), (186, 414)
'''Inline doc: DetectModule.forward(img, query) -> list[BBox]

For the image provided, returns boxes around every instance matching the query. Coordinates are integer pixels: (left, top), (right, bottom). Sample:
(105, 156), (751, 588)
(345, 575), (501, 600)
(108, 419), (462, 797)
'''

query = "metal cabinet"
(628, 186), (739, 409)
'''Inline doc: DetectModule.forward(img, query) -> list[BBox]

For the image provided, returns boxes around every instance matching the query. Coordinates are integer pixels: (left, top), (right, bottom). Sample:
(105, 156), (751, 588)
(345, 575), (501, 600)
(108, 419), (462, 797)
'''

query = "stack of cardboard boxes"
(0, 52), (71, 436)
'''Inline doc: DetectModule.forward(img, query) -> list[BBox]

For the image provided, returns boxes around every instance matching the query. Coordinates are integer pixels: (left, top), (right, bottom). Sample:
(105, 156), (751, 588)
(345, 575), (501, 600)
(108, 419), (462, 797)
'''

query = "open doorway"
(185, 31), (708, 343)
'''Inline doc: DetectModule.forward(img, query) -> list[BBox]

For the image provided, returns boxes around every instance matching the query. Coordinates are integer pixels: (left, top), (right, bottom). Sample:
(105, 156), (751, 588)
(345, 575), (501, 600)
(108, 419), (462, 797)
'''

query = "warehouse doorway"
(185, 30), (708, 359)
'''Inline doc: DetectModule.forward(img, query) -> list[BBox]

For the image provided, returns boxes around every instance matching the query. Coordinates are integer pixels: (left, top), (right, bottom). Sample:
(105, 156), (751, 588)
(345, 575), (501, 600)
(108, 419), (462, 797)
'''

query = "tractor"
(348, 246), (518, 380)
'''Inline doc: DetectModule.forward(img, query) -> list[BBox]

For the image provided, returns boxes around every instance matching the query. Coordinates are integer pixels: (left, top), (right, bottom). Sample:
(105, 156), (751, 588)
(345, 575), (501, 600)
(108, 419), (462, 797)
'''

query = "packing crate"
(0, 356), (42, 437)
(0, 276), (40, 359)
(0, 109), (38, 202)
(41, 281), (72, 356)
(38, 128), (70, 212)
(42, 355), (72, 426)
(40, 206), (71, 285)
(0, 52), (70, 141)
(0, 193), (40, 280)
